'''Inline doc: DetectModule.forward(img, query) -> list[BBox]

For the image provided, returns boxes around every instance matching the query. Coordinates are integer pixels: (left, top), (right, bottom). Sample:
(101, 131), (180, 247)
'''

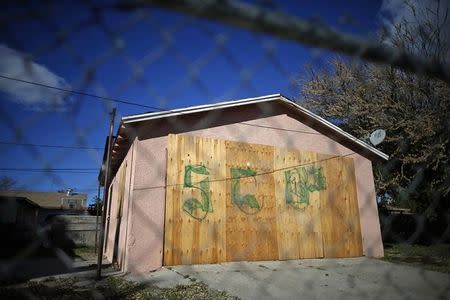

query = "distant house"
(0, 189), (87, 226)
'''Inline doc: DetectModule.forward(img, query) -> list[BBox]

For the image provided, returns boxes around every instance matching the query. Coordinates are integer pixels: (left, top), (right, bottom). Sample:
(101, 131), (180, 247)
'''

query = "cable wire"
(0, 141), (103, 150)
(0, 74), (165, 111)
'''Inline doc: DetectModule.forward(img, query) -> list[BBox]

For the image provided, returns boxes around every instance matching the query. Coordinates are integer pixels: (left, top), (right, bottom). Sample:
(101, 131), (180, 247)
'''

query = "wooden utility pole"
(96, 108), (116, 279)
(94, 183), (101, 254)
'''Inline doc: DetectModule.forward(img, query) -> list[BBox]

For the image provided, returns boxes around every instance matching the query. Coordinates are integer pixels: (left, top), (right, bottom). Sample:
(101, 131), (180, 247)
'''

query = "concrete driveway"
(129, 258), (449, 300)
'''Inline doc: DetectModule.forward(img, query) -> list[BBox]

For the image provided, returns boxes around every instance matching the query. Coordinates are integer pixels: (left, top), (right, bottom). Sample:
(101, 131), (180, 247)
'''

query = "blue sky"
(0, 0), (397, 203)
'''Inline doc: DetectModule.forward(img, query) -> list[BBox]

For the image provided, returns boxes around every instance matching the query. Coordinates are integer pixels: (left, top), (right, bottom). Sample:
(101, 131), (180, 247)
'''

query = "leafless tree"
(0, 176), (17, 191)
(299, 0), (450, 220)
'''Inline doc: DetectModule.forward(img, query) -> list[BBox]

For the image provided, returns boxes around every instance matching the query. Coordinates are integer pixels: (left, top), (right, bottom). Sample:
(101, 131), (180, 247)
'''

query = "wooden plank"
(173, 134), (183, 265)
(321, 156), (340, 257)
(194, 136), (206, 264)
(171, 134), (184, 265)
(180, 135), (194, 265)
(307, 152), (330, 259)
(164, 134), (176, 265)
(194, 136), (220, 264)
(274, 147), (296, 260)
(341, 157), (363, 257)
(201, 137), (227, 263)
(296, 151), (322, 259)
(216, 138), (227, 262)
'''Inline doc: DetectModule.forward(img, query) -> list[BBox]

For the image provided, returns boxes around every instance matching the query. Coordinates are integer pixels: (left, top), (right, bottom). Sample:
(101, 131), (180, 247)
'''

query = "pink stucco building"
(101, 94), (388, 273)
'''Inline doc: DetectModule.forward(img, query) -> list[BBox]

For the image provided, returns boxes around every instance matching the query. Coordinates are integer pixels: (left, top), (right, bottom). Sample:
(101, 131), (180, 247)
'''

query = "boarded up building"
(101, 94), (388, 273)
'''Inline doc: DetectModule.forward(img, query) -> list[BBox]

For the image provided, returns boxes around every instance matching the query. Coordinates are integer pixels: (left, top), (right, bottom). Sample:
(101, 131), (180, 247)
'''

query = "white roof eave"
(122, 94), (282, 124)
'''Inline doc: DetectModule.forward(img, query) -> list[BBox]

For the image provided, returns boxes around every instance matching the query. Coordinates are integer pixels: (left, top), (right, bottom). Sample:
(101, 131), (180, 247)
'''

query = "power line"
(0, 74), (328, 135)
(134, 151), (357, 191)
(0, 170), (97, 173)
(0, 75), (344, 137)
(0, 168), (98, 173)
(0, 74), (165, 111)
(0, 74), (323, 137)
(240, 122), (321, 135)
(0, 168), (97, 170)
(0, 141), (103, 150)
(0, 74), (296, 119)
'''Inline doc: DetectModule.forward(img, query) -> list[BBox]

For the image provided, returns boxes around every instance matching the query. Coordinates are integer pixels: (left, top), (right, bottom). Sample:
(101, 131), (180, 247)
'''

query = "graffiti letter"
(285, 165), (326, 210)
(182, 164), (212, 221)
(230, 168), (261, 214)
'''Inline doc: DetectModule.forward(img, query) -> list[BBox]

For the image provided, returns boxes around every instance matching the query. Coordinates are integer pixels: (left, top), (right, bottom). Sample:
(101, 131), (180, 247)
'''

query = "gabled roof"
(0, 191), (87, 209)
(104, 94), (388, 180)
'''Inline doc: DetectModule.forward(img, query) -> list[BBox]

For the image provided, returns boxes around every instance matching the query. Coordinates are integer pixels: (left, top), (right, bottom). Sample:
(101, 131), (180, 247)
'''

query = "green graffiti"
(231, 168), (262, 214)
(182, 164), (212, 221)
(285, 165), (326, 210)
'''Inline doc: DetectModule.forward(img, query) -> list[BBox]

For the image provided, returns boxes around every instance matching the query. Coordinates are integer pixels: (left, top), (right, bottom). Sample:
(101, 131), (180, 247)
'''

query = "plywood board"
(225, 140), (278, 262)
(274, 148), (330, 260)
(320, 157), (363, 257)
(164, 134), (363, 265)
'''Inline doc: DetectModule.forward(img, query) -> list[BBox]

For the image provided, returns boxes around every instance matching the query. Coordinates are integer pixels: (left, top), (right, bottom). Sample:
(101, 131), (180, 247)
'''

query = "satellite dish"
(369, 129), (386, 146)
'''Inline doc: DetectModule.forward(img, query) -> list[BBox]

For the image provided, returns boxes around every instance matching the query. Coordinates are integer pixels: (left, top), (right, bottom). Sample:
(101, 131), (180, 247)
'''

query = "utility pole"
(94, 183), (101, 254)
(96, 108), (116, 279)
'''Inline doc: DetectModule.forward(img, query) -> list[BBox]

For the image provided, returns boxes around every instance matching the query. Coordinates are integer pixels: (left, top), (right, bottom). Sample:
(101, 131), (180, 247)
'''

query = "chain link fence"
(0, 0), (449, 299)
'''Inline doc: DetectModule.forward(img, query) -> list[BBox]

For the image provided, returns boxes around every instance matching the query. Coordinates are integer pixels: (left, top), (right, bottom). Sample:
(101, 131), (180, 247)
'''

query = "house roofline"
(116, 94), (388, 161)
(122, 94), (282, 124)
(277, 95), (389, 161)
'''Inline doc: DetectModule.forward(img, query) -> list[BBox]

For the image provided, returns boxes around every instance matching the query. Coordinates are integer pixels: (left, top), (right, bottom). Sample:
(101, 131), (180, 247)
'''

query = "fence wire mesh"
(0, 0), (449, 299)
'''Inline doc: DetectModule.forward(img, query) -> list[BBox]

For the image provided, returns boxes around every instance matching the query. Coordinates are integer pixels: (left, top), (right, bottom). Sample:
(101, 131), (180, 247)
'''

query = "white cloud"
(380, 0), (415, 24)
(379, 0), (450, 47)
(0, 44), (72, 110)
(380, 0), (450, 24)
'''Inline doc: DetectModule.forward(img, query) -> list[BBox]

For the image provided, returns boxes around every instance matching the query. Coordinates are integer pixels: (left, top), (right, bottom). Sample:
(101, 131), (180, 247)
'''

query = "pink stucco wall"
(113, 105), (384, 273)
(123, 137), (166, 273)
